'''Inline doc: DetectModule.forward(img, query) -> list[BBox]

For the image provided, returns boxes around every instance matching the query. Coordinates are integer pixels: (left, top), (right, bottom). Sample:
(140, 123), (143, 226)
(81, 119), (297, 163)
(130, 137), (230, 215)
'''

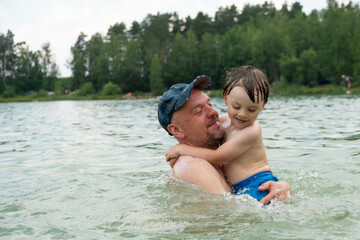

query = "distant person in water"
(160, 67), (291, 204)
(341, 74), (352, 93)
(166, 66), (281, 203)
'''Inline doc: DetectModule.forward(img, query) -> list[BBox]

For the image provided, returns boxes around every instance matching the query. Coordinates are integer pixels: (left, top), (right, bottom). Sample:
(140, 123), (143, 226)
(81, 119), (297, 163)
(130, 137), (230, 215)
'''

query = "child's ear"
(260, 99), (268, 111)
(167, 124), (185, 139)
(224, 93), (228, 105)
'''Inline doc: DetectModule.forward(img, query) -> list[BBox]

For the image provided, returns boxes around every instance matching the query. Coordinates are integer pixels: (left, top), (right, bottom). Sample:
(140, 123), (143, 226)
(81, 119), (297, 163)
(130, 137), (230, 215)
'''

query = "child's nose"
(238, 109), (247, 118)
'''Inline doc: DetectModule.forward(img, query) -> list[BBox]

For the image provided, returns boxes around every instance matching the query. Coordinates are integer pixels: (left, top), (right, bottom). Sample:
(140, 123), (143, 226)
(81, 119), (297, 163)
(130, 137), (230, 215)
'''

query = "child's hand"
(165, 144), (182, 163)
(167, 158), (177, 168)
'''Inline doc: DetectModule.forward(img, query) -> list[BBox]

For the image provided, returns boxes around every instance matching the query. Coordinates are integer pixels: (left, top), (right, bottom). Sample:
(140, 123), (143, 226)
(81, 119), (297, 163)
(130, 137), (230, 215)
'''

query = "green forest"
(1, 0), (360, 100)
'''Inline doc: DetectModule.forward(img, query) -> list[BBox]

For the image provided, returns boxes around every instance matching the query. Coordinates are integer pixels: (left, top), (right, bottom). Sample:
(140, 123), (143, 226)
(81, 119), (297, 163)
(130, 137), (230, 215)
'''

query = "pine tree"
(150, 54), (165, 96)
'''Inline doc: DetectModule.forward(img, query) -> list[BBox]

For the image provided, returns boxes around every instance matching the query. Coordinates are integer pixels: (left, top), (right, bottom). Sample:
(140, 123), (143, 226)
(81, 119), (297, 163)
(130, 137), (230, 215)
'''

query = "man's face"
(171, 89), (224, 149)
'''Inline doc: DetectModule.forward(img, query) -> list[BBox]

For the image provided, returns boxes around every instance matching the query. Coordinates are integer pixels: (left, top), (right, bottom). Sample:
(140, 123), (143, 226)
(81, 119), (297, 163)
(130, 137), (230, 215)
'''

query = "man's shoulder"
(173, 156), (199, 177)
(173, 156), (214, 179)
(171, 156), (231, 194)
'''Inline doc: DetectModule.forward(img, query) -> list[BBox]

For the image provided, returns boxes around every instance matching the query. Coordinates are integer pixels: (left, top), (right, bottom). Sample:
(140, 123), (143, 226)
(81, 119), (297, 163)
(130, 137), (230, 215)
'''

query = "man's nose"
(206, 105), (218, 118)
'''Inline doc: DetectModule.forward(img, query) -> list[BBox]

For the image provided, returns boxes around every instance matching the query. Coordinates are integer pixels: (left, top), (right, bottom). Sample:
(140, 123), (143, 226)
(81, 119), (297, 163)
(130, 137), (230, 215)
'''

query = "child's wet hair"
(223, 66), (269, 104)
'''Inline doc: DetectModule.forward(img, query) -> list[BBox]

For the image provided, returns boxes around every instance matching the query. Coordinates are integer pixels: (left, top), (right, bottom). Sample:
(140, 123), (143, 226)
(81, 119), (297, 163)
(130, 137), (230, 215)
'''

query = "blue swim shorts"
(232, 171), (279, 202)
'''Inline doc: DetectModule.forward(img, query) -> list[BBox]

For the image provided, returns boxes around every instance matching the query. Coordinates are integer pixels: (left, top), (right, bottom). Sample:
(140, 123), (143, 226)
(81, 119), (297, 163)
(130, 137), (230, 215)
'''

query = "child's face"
(224, 86), (265, 129)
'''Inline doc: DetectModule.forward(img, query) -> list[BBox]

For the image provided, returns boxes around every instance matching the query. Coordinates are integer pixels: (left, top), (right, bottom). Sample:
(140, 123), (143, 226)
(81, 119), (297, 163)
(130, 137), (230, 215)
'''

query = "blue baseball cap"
(158, 75), (211, 135)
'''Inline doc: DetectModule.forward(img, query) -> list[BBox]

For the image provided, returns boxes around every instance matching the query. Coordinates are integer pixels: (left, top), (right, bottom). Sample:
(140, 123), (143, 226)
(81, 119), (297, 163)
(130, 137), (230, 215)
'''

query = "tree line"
(0, 31), (58, 97)
(1, 0), (359, 97)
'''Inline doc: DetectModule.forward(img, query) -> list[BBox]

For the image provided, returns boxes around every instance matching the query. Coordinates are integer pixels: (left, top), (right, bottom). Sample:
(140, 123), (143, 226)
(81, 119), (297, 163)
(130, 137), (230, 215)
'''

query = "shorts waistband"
(233, 171), (278, 190)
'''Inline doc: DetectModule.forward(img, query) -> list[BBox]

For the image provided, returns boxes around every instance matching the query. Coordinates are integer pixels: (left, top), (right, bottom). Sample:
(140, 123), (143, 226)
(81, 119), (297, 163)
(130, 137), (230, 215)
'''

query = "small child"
(166, 65), (279, 203)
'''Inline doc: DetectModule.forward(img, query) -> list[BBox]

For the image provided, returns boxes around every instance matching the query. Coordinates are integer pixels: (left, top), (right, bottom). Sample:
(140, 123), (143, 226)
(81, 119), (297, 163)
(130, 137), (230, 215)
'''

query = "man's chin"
(203, 131), (224, 150)
(210, 123), (224, 138)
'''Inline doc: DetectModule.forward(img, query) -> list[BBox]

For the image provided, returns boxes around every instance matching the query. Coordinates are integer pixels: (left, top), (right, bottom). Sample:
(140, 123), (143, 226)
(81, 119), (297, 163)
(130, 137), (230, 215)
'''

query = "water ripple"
(0, 96), (359, 239)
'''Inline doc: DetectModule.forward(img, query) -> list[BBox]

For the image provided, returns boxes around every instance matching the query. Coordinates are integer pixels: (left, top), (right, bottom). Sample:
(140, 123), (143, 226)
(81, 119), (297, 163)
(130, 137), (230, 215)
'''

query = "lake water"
(1, 94), (359, 239)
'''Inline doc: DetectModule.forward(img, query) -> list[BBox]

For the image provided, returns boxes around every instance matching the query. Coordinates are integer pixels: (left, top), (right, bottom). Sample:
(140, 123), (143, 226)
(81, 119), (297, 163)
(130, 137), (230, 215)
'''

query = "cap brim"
(193, 75), (211, 90)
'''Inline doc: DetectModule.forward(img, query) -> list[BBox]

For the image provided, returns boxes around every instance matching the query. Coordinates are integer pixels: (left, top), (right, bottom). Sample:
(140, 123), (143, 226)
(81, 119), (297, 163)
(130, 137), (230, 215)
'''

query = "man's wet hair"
(223, 65), (269, 104)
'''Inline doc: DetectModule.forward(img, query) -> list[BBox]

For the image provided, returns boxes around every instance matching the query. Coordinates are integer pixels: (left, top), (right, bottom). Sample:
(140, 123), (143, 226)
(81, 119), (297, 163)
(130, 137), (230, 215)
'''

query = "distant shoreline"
(1, 84), (359, 103)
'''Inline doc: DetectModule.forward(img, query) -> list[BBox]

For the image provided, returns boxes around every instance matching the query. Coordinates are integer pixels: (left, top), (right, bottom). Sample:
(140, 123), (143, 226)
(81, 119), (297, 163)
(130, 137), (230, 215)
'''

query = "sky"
(0, 0), (349, 77)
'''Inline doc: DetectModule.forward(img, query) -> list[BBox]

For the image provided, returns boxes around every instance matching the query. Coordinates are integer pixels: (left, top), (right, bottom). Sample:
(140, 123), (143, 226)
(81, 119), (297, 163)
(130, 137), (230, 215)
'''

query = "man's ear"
(167, 123), (185, 139)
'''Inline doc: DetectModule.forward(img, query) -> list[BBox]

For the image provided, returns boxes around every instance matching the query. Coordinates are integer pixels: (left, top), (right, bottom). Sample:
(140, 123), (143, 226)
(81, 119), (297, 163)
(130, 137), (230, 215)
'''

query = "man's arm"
(171, 156), (292, 203)
(172, 156), (232, 194)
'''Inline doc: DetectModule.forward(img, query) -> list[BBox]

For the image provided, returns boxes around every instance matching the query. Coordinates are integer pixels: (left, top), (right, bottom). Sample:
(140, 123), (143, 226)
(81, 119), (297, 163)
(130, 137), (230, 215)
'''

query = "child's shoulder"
(219, 114), (228, 120)
(232, 121), (262, 140)
(219, 114), (230, 128)
(244, 121), (262, 139)
(246, 120), (262, 133)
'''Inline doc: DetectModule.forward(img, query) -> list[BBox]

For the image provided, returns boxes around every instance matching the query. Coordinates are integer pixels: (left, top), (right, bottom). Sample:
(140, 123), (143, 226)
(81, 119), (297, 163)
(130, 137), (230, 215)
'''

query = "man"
(341, 74), (352, 92)
(158, 76), (291, 204)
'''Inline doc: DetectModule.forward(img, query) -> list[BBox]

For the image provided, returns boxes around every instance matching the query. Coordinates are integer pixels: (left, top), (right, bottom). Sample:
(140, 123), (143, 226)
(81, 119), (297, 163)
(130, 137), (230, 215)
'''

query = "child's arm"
(166, 144), (214, 164)
(166, 122), (260, 166)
